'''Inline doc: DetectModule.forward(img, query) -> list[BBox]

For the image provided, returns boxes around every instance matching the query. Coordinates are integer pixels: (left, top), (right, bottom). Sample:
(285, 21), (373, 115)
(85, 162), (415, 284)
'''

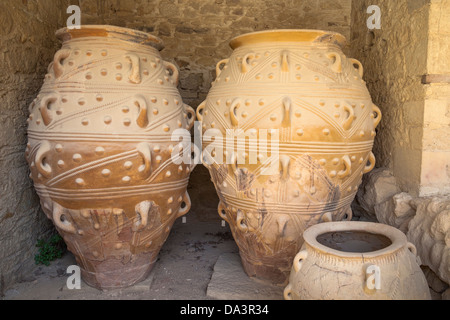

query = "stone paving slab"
(206, 253), (284, 300)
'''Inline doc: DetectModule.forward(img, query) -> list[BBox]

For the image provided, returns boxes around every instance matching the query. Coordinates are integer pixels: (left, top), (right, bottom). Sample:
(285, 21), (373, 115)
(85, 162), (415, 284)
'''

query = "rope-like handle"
(53, 49), (71, 78)
(35, 140), (52, 178)
(217, 201), (228, 222)
(177, 191), (191, 218)
(125, 53), (142, 84)
(164, 61), (180, 86)
(293, 250), (308, 273)
(52, 203), (76, 234)
(326, 52), (342, 73)
(349, 58), (364, 77)
(216, 59), (229, 78)
(364, 152), (376, 173)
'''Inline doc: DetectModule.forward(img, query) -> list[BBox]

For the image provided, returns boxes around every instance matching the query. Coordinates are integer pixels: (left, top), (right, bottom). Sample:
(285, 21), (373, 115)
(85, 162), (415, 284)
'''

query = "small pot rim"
(302, 221), (407, 259)
(229, 29), (347, 50)
(55, 25), (164, 51)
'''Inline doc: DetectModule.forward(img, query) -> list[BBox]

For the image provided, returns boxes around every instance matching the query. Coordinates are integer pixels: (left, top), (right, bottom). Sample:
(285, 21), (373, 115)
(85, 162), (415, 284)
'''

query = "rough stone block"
(207, 253), (284, 300)
(374, 192), (415, 232)
(355, 168), (401, 220)
(407, 196), (450, 285)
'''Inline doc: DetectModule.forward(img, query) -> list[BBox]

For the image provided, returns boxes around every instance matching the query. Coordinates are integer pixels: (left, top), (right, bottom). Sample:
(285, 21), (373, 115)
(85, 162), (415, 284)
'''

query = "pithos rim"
(302, 221), (407, 259)
(229, 29), (348, 50)
(56, 25), (164, 51)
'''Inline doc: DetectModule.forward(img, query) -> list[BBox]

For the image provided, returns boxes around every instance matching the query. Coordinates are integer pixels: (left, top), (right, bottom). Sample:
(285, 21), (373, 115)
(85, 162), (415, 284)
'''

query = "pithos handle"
(349, 58), (364, 77)
(39, 94), (58, 126)
(177, 191), (191, 218)
(407, 241), (422, 265)
(236, 210), (248, 232)
(407, 242), (418, 256)
(184, 105), (196, 131)
(217, 201), (228, 222)
(338, 155), (352, 179)
(196, 101), (206, 122)
(216, 59), (229, 78)
(53, 49), (71, 79)
(35, 140), (52, 179)
(326, 52), (342, 73)
(241, 53), (254, 73)
(52, 203), (76, 234)
(134, 95), (149, 128)
(372, 104), (382, 129)
(163, 61), (180, 86)
(136, 142), (152, 178)
(125, 53), (142, 84)
(229, 99), (242, 127)
(342, 104), (355, 131)
(293, 250), (308, 273)
(283, 284), (293, 300)
(364, 152), (376, 174)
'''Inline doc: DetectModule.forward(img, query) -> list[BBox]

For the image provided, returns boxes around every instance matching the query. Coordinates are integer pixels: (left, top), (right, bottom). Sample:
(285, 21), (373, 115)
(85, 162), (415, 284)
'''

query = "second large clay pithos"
(26, 26), (196, 289)
(197, 29), (382, 284)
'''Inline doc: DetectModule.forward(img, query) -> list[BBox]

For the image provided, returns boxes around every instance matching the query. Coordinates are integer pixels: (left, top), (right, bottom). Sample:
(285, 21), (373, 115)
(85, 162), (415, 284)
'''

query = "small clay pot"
(284, 222), (431, 300)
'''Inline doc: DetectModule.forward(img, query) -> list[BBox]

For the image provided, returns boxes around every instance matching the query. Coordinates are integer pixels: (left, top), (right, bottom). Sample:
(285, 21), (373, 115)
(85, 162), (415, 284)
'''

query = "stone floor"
(1, 167), (444, 300)
(2, 204), (285, 300)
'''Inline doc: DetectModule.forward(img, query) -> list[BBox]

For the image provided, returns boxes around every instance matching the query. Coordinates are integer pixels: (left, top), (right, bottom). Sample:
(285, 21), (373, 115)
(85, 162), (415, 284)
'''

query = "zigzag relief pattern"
(216, 45), (366, 87)
(31, 92), (185, 134)
(200, 33), (381, 284)
(47, 45), (171, 87)
(202, 95), (374, 144)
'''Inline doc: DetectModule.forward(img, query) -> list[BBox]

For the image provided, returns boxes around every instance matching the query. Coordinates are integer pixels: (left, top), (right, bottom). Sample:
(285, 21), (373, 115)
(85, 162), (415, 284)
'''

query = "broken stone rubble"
(354, 168), (450, 299)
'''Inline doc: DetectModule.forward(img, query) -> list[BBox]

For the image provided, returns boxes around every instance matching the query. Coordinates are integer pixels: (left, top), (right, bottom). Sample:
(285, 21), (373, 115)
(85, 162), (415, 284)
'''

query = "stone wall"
(420, 0), (450, 196)
(350, 0), (450, 197)
(350, 0), (430, 197)
(0, 0), (70, 294)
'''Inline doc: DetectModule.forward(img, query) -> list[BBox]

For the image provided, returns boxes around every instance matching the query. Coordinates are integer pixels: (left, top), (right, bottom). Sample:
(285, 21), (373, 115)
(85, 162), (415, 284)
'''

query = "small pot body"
(197, 30), (381, 284)
(284, 222), (431, 300)
(26, 26), (195, 289)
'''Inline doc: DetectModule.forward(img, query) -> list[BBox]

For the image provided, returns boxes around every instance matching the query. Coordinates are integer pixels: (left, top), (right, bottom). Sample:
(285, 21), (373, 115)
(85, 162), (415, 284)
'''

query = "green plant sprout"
(34, 234), (66, 266)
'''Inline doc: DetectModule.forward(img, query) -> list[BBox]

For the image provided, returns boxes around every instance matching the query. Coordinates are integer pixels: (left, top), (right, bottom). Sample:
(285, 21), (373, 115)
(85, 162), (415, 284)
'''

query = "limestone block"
(206, 253), (284, 300)
(374, 192), (415, 233)
(355, 168), (401, 220)
(407, 196), (450, 284)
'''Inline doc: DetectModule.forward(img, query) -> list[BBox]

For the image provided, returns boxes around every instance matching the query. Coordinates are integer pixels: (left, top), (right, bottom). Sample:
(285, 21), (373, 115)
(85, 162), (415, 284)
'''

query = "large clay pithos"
(25, 26), (196, 289)
(197, 30), (382, 284)
(284, 222), (431, 300)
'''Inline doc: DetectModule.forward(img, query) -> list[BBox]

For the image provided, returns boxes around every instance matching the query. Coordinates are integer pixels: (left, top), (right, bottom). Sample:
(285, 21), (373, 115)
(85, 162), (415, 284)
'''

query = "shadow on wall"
(0, 0), (72, 294)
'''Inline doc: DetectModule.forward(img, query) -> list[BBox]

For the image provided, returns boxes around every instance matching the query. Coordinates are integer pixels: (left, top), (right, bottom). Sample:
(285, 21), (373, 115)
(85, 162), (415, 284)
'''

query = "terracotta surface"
(197, 29), (381, 284)
(25, 25), (196, 290)
(284, 221), (431, 300)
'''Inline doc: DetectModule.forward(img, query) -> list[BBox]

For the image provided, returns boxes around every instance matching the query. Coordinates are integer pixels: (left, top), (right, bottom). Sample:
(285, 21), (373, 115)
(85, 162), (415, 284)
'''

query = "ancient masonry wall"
(0, 0), (71, 294)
